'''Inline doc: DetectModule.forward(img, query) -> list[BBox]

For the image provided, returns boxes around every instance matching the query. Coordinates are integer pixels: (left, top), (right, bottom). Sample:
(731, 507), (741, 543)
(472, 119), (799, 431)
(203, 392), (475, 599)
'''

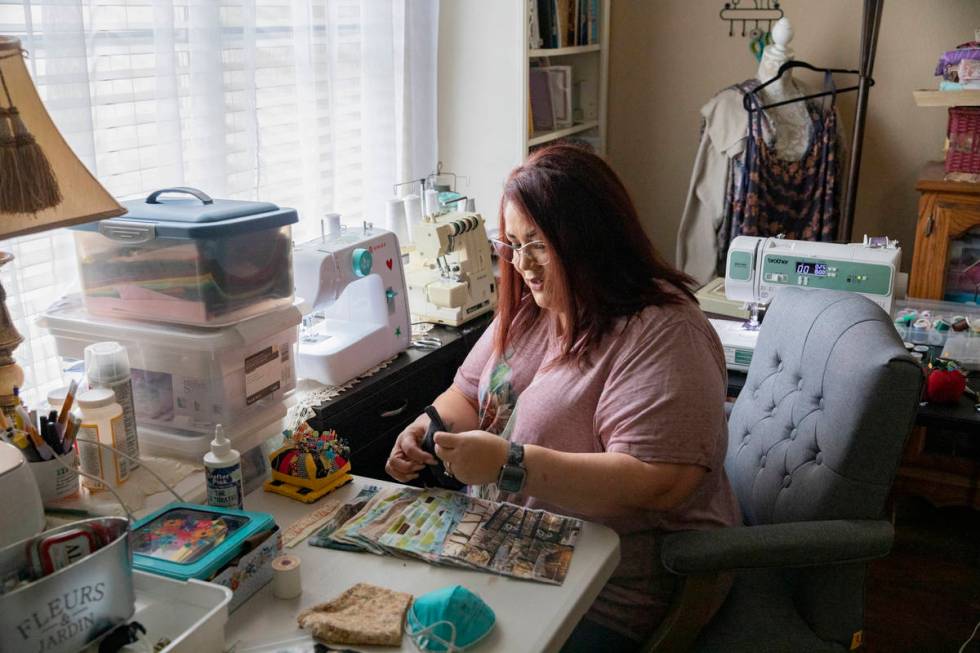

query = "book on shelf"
(529, 67), (555, 132)
(528, 0), (543, 49)
(541, 65), (573, 129)
(532, 0), (598, 49)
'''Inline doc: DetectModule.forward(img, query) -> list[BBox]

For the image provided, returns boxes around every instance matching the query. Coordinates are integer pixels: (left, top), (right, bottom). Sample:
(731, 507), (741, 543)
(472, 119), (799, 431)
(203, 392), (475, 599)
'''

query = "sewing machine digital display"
(795, 261), (828, 277)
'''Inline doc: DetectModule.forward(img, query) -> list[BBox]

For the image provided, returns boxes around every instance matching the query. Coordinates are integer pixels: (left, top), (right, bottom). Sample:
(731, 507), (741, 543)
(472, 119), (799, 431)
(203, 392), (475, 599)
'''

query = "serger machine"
(293, 223), (411, 386)
(725, 235), (902, 314)
(407, 211), (496, 326)
(714, 235), (903, 372)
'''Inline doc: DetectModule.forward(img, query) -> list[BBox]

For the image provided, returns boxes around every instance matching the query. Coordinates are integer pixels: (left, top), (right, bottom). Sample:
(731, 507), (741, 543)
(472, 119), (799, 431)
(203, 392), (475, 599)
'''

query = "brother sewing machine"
(406, 210), (496, 326)
(293, 223), (411, 386)
(713, 235), (904, 371)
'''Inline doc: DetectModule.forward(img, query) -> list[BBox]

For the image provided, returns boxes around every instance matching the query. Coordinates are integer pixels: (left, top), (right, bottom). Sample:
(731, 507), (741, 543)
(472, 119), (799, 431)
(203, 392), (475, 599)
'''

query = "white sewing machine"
(406, 210), (496, 326)
(725, 235), (903, 314)
(712, 235), (904, 372)
(293, 224), (410, 386)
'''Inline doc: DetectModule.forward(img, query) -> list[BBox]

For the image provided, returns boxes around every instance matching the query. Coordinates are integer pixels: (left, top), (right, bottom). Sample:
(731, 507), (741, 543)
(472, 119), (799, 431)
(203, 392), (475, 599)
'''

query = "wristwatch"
(497, 441), (527, 493)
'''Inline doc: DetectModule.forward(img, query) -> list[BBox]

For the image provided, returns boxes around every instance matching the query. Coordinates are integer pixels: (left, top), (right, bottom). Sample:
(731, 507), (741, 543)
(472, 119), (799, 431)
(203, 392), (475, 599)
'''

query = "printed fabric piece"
(719, 77), (842, 274)
(297, 582), (413, 647)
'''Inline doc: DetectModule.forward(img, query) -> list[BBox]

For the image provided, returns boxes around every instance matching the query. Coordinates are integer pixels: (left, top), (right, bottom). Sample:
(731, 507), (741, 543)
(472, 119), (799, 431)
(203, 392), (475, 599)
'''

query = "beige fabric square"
(297, 582), (414, 647)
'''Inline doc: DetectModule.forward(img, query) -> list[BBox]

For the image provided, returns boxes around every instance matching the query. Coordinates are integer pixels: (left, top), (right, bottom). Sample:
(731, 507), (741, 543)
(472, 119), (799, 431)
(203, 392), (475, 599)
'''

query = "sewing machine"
(713, 235), (904, 371)
(293, 224), (410, 386)
(725, 235), (903, 314)
(406, 210), (496, 326)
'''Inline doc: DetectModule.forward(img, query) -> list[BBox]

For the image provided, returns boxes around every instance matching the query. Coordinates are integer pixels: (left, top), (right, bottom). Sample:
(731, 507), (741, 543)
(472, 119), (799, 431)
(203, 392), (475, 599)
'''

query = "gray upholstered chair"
(646, 288), (922, 652)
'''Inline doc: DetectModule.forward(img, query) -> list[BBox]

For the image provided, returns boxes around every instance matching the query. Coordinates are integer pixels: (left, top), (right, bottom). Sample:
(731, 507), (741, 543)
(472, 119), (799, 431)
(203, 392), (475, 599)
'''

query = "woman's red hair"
(494, 143), (698, 366)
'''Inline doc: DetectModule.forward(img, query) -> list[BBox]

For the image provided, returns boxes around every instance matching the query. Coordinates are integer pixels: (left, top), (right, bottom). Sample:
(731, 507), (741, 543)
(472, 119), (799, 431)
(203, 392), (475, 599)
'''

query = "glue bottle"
(84, 342), (140, 466)
(77, 388), (130, 491)
(204, 424), (244, 510)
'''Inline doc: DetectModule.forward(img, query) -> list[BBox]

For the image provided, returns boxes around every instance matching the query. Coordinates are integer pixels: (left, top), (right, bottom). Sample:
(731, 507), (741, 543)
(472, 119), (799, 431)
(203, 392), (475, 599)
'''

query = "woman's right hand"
(385, 419), (437, 482)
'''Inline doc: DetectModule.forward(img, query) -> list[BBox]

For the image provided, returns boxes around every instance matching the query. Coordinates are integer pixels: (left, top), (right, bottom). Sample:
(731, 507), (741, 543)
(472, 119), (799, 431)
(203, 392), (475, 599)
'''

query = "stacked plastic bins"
(38, 188), (302, 459)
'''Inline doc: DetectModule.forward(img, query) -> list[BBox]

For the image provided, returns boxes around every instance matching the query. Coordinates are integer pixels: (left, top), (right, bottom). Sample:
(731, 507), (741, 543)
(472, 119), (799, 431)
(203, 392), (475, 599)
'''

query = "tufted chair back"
(726, 288), (921, 527)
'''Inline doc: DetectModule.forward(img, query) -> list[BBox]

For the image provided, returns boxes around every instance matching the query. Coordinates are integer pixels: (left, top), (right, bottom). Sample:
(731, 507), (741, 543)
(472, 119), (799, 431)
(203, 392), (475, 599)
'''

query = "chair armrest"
(660, 519), (894, 575)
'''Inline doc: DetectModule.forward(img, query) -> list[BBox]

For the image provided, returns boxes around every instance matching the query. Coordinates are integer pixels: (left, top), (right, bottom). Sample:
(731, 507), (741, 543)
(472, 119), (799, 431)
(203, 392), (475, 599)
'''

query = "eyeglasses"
(490, 239), (551, 266)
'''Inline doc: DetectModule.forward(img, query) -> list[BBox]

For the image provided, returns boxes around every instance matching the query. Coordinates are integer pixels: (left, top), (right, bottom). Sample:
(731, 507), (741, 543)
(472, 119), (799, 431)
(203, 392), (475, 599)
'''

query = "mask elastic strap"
(408, 619), (459, 652)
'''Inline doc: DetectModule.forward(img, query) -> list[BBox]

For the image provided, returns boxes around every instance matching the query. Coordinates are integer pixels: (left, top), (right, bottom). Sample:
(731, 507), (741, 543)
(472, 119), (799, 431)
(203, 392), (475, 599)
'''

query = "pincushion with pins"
(268, 422), (352, 491)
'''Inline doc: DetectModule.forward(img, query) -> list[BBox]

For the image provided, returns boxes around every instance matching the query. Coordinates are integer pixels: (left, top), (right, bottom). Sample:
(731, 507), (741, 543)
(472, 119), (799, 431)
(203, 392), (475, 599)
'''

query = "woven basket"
(945, 106), (980, 174)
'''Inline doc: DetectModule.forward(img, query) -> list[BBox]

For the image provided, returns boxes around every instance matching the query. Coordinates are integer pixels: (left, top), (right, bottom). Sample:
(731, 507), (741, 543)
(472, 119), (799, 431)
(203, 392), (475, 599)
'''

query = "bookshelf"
(438, 0), (609, 232)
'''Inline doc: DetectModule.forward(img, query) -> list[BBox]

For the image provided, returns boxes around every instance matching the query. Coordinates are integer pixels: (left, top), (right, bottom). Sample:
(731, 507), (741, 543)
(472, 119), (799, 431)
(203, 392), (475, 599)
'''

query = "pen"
(62, 416), (80, 452)
(40, 419), (62, 454)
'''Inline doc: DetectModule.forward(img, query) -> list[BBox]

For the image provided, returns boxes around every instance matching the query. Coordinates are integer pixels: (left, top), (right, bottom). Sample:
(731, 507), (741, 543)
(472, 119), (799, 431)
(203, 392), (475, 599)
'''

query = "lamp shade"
(0, 36), (125, 239)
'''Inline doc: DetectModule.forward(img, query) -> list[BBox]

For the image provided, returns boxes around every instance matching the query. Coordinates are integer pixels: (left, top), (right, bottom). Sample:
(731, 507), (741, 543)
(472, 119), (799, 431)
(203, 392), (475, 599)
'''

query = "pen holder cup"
(29, 450), (80, 503)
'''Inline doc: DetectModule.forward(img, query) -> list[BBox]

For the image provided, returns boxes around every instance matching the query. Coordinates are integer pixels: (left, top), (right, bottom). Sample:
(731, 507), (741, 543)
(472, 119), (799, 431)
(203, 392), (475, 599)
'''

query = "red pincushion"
(925, 368), (967, 404)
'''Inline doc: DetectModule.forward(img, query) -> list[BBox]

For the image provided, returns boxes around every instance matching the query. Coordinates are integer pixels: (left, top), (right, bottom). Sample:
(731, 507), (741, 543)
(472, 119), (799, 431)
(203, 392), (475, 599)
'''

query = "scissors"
(410, 337), (442, 350)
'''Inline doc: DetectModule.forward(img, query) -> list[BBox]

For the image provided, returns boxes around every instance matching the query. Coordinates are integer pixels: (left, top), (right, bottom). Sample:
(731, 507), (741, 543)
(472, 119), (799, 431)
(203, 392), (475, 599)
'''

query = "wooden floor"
(864, 496), (980, 653)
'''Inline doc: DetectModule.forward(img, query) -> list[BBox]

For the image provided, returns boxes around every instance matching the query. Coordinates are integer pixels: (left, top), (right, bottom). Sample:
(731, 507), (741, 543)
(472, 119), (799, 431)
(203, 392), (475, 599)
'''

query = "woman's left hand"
(433, 430), (509, 485)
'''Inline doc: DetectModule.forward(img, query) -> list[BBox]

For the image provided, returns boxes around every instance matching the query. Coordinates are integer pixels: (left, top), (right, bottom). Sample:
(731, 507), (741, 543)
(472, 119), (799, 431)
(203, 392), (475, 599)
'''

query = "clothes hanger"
(742, 60), (875, 112)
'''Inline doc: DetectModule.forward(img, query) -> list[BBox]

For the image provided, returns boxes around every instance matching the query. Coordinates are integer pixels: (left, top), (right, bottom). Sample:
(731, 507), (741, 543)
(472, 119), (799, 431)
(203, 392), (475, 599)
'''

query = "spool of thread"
(325, 213), (342, 236)
(403, 194), (422, 243)
(464, 197), (476, 212)
(424, 188), (440, 217)
(385, 198), (408, 244)
(271, 554), (302, 599)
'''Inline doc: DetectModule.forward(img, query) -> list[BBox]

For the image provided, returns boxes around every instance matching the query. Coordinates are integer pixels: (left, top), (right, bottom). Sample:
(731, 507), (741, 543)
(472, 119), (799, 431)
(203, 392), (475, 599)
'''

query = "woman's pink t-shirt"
(453, 294), (741, 641)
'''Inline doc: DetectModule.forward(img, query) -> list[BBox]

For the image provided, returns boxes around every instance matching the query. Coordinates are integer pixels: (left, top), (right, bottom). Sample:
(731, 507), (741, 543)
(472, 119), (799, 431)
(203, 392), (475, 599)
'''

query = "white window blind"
(0, 0), (438, 405)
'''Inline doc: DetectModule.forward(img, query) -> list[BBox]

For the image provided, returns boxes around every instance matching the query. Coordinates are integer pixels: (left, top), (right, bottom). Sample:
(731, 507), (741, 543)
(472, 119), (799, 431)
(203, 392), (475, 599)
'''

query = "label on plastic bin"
(206, 463), (244, 510)
(245, 345), (281, 405)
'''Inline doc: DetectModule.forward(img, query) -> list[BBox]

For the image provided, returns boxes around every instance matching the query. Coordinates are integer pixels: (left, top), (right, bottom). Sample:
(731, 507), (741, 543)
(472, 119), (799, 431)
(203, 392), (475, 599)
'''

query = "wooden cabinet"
(909, 162), (980, 300)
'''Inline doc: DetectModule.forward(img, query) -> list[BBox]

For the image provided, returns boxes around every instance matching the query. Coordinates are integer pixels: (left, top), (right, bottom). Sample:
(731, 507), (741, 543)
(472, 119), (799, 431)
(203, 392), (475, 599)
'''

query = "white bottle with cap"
(85, 342), (140, 465)
(204, 424), (244, 510)
(77, 388), (130, 491)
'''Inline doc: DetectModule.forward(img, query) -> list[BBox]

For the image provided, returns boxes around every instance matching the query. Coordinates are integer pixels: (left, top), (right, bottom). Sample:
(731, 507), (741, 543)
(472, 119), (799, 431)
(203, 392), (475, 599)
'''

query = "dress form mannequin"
(756, 18), (811, 161)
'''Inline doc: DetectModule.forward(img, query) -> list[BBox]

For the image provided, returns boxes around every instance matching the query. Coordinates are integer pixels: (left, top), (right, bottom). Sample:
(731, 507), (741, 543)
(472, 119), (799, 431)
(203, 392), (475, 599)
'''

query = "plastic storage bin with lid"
(71, 187), (297, 327)
(892, 297), (980, 346)
(39, 295), (300, 443)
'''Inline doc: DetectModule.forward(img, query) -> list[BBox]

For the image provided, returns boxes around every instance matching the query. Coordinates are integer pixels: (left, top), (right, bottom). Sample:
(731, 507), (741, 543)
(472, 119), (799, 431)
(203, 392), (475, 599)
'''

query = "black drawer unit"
(307, 315), (491, 482)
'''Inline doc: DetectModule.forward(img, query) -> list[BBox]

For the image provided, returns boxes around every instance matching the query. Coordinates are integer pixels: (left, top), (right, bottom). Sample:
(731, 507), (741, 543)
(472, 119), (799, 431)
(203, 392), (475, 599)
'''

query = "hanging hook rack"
(719, 0), (783, 38)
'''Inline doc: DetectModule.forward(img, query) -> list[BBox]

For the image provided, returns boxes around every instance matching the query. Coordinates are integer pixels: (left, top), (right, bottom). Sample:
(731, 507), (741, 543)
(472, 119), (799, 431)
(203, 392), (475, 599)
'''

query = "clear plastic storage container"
(39, 295), (300, 440)
(892, 297), (980, 347)
(71, 187), (297, 327)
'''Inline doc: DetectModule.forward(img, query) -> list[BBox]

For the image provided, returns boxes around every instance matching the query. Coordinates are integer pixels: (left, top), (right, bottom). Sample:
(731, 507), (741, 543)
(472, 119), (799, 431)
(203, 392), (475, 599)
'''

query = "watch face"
(498, 465), (526, 493)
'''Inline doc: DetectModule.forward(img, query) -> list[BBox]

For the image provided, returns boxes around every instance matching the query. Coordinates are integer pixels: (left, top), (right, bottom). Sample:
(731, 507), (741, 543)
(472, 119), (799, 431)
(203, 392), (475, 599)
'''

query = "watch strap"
(506, 441), (525, 466)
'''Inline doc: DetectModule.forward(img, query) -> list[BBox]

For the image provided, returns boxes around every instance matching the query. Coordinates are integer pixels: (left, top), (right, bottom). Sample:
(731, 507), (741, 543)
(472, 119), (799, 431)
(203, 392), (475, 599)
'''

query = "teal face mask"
(406, 585), (496, 652)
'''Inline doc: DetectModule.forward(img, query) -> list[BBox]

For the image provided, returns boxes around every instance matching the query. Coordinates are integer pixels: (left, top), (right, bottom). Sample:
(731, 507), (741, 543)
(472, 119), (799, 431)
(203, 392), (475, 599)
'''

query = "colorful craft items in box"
(263, 422), (353, 503)
(924, 358), (968, 405)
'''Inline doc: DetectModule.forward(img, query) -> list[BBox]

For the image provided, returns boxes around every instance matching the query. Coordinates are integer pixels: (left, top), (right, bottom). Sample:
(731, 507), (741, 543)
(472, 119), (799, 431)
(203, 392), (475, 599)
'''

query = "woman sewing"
(385, 144), (740, 651)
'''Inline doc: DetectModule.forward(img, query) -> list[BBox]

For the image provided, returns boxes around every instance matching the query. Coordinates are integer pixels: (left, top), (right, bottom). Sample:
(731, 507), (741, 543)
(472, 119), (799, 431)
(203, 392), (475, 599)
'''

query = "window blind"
(0, 0), (437, 405)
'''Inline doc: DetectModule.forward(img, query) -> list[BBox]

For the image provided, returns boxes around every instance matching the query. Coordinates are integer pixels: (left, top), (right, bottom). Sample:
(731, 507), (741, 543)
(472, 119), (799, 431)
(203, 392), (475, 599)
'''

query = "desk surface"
(227, 477), (621, 653)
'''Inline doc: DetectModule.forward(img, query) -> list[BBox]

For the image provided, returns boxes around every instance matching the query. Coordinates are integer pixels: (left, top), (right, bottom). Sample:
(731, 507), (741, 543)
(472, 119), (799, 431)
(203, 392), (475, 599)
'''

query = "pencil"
(57, 379), (78, 430)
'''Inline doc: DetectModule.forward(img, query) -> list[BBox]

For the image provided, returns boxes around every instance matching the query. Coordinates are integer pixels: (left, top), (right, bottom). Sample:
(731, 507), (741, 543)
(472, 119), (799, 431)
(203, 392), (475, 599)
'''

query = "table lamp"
(0, 36), (125, 411)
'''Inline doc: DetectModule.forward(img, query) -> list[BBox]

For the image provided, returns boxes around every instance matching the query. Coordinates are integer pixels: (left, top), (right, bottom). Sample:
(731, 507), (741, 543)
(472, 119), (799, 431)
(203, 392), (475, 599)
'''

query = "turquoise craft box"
(131, 503), (281, 612)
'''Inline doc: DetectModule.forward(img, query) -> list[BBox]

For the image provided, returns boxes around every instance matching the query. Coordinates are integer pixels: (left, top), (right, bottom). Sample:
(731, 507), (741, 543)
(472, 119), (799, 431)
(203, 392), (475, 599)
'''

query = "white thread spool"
(271, 554), (302, 599)
(424, 188), (440, 217)
(464, 198), (476, 213)
(325, 213), (342, 237)
(403, 194), (422, 243)
(385, 197), (408, 244)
